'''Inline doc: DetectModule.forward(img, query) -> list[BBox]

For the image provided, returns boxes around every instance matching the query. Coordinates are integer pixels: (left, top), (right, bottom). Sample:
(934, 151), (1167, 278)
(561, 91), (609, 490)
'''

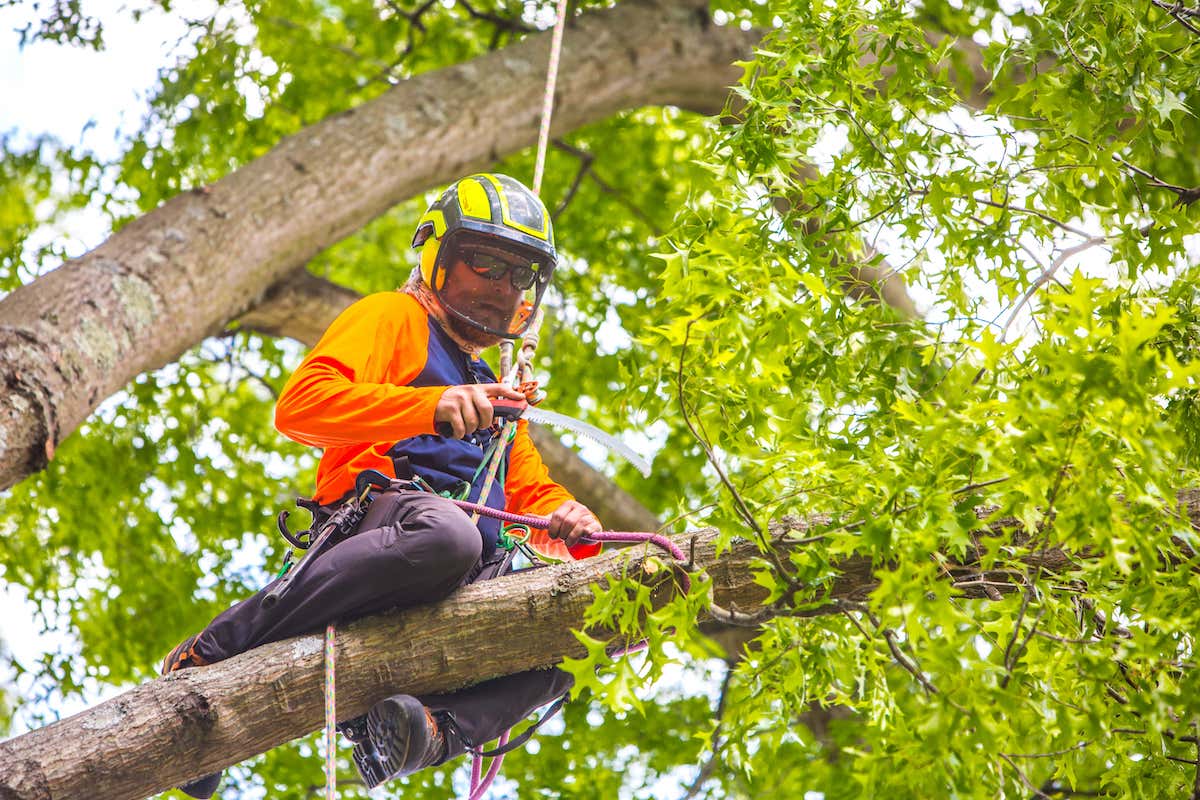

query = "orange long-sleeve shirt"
(274, 290), (599, 561)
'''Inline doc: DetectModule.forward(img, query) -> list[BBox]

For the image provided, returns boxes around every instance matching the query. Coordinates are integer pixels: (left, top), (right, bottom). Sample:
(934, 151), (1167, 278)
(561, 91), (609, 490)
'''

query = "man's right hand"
(434, 383), (526, 439)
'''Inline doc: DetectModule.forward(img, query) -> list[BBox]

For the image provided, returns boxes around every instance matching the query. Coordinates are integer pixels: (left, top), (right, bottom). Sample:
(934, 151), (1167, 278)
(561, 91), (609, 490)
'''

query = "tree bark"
(0, 0), (758, 492)
(5, 490), (1198, 800)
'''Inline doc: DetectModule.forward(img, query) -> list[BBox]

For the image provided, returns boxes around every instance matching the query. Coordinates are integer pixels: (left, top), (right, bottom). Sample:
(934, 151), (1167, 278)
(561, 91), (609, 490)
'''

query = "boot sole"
(351, 743), (390, 789)
(366, 695), (426, 781)
(178, 771), (221, 799)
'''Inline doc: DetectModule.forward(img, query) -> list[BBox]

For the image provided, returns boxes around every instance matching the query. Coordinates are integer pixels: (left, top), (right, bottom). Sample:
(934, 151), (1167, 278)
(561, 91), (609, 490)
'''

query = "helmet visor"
(433, 235), (555, 338)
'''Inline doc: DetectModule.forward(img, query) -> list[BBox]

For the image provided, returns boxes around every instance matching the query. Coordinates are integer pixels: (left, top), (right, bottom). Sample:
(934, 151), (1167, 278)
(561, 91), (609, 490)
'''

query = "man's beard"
(443, 311), (505, 350)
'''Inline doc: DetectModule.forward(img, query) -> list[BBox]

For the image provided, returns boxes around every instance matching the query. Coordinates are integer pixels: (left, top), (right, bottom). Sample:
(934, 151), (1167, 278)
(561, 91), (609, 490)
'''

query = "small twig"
(455, 0), (535, 33)
(1078, 597), (1133, 639)
(1063, 27), (1098, 76)
(999, 753), (1053, 799)
(1192, 726), (1200, 800)
(680, 666), (735, 800)
(823, 105), (915, 192)
(1151, 0), (1200, 17)
(1031, 629), (1099, 645)
(1104, 684), (1129, 705)
(1001, 740), (1091, 760)
(822, 193), (906, 235)
(1000, 236), (1107, 341)
(551, 140), (665, 235)
(837, 600), (874, 640)
(950, 576), (1011, 600)
(709, 602), (776, 627)
(1094, 143), (1200, 207)
(1000, 584), (1035, 689)
(1150, 0), (1200, 34)
(868, 612), (940, 697)
(552, 139), (594, 220)
(932, 191), (1099, 239)
(956, 476), (1011, 494)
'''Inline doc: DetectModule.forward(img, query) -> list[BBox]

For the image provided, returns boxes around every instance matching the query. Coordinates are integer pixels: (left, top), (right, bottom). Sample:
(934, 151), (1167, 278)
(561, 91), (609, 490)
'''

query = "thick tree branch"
(0, 0), (758, 492)
(234, 269), (361, 343)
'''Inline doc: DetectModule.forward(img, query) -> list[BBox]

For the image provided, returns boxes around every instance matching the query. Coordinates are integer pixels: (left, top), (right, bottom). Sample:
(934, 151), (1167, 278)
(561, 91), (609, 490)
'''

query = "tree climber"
(160, 173), (603, 798)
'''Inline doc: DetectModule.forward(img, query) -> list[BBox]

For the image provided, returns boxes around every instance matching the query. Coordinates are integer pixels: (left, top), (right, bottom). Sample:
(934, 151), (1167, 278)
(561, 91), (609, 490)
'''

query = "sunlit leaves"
(631, 0), (1200, 794)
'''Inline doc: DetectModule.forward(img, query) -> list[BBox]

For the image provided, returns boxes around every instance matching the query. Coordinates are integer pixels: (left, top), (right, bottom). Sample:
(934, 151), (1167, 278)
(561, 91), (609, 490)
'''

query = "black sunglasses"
(461, 247), (548, 291)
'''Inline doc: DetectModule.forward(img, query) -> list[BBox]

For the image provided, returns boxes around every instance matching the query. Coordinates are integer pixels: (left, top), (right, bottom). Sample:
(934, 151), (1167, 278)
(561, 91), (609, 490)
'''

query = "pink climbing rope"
(467, 729), (511, 800)
(447, 498), (691, 593)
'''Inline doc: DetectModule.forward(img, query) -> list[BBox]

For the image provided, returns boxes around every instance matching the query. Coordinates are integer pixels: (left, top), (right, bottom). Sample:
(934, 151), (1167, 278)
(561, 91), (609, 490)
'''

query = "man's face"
(438, 258), (525, 337)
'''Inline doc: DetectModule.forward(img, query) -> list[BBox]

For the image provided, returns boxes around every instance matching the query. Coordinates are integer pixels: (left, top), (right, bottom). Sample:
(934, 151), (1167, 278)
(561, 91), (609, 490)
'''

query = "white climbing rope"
(532, 0), (571, 196)
(324, 622), (337, 800)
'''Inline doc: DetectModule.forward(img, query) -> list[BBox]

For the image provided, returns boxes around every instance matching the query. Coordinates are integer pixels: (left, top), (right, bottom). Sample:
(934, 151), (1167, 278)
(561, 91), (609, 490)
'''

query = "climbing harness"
(267, 473), (377, 608)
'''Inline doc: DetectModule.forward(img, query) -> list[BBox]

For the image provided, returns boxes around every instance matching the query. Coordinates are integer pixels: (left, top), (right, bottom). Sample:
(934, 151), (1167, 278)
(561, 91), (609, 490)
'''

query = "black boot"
(348, 695), (447, 789)
(177, 773), (222, 799)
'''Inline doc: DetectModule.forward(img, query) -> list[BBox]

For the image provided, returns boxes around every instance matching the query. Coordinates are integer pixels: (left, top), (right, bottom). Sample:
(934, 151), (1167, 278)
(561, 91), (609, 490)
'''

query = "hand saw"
(492, 397), (651, 477)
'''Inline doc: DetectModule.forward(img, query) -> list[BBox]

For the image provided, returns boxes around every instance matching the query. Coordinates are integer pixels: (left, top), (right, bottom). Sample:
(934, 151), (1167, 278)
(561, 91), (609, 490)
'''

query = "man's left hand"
(547, 500), (602, 549)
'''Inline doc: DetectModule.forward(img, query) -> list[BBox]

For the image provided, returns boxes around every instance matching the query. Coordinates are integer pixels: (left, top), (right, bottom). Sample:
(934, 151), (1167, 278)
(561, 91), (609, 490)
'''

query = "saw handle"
(491, 396), (528, 423)
(435, 396), (527, 437)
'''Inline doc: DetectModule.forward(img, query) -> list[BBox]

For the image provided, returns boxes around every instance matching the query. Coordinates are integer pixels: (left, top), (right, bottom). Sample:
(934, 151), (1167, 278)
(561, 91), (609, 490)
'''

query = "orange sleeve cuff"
(506, 421), (603, 562)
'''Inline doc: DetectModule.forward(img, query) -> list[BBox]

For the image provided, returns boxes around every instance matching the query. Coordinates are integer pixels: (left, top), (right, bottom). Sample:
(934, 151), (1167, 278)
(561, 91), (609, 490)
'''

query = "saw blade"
(521, 406), (652, 477)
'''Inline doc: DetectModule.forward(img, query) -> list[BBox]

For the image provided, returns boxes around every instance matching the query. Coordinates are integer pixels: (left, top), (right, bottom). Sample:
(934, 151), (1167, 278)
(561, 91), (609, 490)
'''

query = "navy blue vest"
(387, 318), (510, 556)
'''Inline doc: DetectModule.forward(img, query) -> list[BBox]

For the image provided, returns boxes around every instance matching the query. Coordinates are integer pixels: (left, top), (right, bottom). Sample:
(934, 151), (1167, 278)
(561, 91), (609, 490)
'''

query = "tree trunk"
(6, 491), (1197, 800)
(0, 0), (758, 492)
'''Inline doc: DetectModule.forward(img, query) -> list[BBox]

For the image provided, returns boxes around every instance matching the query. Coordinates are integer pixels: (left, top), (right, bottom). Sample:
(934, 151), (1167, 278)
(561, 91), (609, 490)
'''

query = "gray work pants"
(186, 489), (571, 758)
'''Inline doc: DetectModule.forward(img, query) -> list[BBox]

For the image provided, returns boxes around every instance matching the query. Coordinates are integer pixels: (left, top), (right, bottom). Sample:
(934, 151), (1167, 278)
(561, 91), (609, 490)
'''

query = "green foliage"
(631, 0), (1200, 795)
(0, 134), (102, 289)
(3, 0), (1200, 797)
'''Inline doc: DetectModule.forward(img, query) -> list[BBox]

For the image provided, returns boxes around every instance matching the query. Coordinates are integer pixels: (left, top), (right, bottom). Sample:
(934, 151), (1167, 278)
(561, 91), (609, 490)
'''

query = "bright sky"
(0, 3), (195, 157)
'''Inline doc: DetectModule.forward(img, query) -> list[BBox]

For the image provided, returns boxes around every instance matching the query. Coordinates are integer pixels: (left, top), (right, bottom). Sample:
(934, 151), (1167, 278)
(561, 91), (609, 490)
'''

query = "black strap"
(391, 455), (415, 481)
(449, 692), (570, 758)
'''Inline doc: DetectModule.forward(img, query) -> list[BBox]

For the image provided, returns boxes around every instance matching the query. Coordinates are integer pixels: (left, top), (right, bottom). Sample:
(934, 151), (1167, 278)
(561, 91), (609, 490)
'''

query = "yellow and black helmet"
(412, 173), (556, 338)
